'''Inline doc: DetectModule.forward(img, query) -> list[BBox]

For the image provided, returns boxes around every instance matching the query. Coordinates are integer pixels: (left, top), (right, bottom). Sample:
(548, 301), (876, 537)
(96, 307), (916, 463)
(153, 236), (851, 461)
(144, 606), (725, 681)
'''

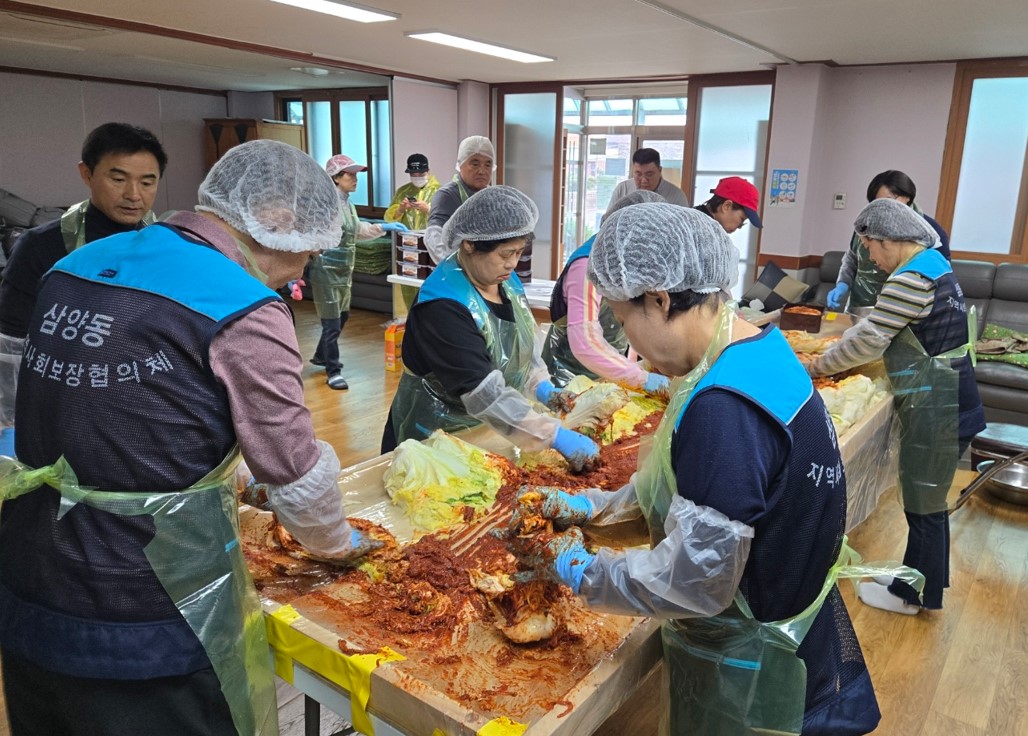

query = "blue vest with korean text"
(0, 223), (279, 679)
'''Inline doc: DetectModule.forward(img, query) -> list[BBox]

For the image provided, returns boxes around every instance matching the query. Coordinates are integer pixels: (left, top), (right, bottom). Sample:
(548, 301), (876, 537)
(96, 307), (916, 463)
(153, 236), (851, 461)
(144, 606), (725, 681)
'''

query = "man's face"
(78, 151), (161, 226)
(459, 155), (493, 189)
(632, 162), (662, 192)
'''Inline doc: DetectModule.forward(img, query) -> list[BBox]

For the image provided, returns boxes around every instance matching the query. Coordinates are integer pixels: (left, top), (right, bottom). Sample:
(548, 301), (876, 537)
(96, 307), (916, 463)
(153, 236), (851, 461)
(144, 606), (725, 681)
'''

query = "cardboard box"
(385, 321), (405, 371)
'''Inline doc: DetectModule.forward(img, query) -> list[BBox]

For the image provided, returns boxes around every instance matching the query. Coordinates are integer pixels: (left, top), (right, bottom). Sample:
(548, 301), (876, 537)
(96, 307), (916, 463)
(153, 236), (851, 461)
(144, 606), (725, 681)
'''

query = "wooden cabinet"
(203, 118), (306, 170)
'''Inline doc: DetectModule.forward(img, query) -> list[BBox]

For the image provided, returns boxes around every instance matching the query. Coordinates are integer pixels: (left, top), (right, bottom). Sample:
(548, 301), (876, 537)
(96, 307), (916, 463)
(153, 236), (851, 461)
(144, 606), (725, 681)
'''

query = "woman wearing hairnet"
(524, 204), (881, 735)
(380, 186), (601, 473)
(827, 170), (950, 311)
(542, 190), (670, 395)
(308, 154), (407, 391)
(423, 135), (495, 264)
(808, 198), (984, 615)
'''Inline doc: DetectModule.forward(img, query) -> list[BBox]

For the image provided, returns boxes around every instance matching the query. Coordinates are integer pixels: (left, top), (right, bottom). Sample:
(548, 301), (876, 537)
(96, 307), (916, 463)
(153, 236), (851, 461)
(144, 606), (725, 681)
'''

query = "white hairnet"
(442, 185), (538, 252)
(600, 190), (665, 225)
(456, 135), (495, 168)
(854, 198), (937, 247)
(196, 140), (342, 253)
(588, 203), (739, 302)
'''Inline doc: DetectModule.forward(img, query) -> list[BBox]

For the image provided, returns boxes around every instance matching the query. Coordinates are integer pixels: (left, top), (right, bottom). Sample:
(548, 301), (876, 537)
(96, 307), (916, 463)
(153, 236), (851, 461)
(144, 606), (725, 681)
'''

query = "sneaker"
(326, 374), (349, 391)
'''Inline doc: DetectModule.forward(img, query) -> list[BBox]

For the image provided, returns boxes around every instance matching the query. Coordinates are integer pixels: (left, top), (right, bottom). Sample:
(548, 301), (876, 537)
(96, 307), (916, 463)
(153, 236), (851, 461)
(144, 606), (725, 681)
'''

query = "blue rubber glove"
(535, 380), (557, 404)
(518, 485), (593, 527)
(643, 372), (670, 397)
(551, 427), (601, 473)
(826, 282), (849, 310)
(535, 380), (575, 413)
(0, 427), (14, 458)
(379, 222), (409, 232)
(529, 527), (595, 593)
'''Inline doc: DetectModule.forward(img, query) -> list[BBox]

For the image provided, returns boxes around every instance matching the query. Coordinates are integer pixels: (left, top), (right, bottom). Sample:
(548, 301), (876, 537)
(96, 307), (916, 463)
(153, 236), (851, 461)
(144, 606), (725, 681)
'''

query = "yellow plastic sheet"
(478, 716), (528, 736)
(266, 605), (405, 735)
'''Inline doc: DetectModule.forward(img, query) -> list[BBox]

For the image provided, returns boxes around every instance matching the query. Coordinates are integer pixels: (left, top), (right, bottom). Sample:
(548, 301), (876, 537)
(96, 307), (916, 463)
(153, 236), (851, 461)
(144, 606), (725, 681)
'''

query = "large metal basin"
(976, 460), (1028, 506)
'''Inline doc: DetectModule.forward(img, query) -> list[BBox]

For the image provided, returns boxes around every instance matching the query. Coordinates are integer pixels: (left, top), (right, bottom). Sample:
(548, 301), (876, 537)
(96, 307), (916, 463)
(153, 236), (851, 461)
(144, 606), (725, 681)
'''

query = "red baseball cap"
(711, 176), (763, 228)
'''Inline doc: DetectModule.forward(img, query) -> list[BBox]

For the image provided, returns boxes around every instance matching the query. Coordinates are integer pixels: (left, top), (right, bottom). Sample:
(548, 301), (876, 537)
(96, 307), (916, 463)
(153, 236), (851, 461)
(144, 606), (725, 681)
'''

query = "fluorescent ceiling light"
(269, 0), (398, 23)
(406, 31), (553, 63)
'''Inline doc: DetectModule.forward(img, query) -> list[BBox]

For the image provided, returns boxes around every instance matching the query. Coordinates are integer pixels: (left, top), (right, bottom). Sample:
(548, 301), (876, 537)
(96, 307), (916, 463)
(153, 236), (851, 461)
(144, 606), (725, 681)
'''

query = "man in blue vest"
(0, 140), (377, 735)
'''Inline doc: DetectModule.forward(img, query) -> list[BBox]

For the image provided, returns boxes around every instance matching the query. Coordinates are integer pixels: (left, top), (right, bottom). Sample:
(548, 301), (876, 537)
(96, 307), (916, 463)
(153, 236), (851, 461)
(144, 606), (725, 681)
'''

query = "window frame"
(275, 87), (390, 218)
(936, 59), (1028, 264)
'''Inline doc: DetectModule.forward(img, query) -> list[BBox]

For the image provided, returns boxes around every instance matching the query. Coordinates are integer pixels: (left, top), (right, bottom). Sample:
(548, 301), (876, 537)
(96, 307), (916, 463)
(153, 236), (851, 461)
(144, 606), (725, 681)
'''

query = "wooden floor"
(2, 301), (1026, 735)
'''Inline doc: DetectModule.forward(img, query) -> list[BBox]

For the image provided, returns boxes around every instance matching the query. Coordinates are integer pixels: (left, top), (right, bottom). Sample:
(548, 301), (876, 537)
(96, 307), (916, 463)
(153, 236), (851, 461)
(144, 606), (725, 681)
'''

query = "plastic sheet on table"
(838, 394), (898, 531)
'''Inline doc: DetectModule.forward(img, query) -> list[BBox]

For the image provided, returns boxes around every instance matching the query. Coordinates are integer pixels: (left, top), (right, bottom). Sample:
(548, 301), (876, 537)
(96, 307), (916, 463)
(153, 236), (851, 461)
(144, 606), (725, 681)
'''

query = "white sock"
(858, 581), (920, 615)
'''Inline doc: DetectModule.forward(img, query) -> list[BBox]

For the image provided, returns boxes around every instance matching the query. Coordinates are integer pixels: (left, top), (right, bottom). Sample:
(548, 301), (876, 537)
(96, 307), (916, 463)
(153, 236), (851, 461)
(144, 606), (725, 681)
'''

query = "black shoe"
(309, 357), (325, 367)
(326, 374), (349, 390)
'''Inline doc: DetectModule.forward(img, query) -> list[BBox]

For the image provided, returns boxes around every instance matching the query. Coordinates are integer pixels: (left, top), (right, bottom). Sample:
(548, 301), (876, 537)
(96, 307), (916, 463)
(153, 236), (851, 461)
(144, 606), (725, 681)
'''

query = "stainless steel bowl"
(975, 460), (1028, 506)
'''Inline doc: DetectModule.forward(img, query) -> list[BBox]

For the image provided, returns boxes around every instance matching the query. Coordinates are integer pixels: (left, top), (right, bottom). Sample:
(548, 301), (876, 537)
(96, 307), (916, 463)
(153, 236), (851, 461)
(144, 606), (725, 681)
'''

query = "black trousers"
(312, 312), (349, 376)
(1, 648), (237, 736)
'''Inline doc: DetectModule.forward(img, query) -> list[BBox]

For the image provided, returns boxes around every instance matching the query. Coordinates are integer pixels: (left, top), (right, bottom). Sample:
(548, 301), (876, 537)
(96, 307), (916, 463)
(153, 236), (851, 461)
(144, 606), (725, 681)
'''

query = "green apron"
(0, 451), (277, 736)
(390, 267), (537, 444)
(60, 199), (157, 253)
(632, 302), (915, 735)
(884, 317), (972, 515)
(542, 299), (629, 386)
(309, 200), (359, 320)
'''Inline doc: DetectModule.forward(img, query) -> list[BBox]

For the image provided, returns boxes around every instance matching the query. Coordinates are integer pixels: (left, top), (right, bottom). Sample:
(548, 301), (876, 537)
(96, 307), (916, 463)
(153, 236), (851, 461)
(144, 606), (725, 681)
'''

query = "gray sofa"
(808, 252), (1028, 427)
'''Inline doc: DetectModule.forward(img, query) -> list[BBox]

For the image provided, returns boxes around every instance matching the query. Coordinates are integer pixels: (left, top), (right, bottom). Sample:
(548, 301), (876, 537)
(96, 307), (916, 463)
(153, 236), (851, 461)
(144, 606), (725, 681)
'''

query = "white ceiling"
(1, 0), (1028, 92)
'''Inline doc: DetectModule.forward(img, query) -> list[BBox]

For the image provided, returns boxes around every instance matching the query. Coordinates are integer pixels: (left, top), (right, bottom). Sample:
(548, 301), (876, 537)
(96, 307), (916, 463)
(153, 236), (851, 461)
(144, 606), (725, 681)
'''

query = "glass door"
(690, 84), (772, 296)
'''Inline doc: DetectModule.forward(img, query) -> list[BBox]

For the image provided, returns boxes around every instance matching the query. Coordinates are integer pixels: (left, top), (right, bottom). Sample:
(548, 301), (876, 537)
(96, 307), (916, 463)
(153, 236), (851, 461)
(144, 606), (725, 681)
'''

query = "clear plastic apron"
(309, 201), (359, 320)
(884, 316), (972, 515)
(0, 450), (277, 736)
(632, 302), (914, 735)
(543, 299), (628, 386)
(391, 275), (537, 444)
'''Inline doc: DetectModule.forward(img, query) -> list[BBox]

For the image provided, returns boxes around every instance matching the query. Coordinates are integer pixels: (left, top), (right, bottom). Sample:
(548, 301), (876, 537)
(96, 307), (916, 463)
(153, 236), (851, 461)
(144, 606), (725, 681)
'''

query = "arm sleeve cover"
(266, 440), (354, 557)
(581, 478), (644, 526)
(461, 368), (560, 452)
(578, 494), (754, 619)
(836, 235), (858, 287)
(0, 333), (25, 426)
(355, 221), (385, 242)
(808, 317), (892, 376)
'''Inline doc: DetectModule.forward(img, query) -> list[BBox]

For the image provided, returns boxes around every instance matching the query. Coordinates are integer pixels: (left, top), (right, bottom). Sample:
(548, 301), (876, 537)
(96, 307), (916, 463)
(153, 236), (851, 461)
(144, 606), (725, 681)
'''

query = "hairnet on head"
(456, 135), (495, 168)
(196, 140), (342, 253)
(854, 198), (937, 247)
(442, 185), (538, 251)
(600, 190), (665, 225)
(588, 203), (739, 302)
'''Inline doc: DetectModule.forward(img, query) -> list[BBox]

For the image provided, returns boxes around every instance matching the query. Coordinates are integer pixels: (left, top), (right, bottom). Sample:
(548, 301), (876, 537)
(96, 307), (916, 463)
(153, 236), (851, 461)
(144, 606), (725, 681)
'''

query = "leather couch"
(807, 253), (1028, 426)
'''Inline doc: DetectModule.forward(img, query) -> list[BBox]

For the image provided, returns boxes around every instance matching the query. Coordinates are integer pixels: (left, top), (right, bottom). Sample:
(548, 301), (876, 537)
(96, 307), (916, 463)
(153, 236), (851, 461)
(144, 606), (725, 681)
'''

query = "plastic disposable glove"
(379, 222), (409, 232)
(643, 372), (671, 397)
(526, 527), (595, 593)
(518, 485), (593, 527)
(314, 528), (382, 565)
(551, 427), (601, 473)
(826, 282), (850, 310)
(534, 380), (576, 413)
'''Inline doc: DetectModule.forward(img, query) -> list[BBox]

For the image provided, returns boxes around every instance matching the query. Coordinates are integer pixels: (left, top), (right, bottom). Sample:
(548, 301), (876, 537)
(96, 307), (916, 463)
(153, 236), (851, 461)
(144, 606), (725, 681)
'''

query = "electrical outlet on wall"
(833, 193), (846, 209)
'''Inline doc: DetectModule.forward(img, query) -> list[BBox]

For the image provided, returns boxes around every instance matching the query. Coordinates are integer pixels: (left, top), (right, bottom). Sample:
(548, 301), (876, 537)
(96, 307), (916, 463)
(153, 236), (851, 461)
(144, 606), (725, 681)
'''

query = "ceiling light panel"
(406, 31), (554, 63)
(269, 0), (398, 23)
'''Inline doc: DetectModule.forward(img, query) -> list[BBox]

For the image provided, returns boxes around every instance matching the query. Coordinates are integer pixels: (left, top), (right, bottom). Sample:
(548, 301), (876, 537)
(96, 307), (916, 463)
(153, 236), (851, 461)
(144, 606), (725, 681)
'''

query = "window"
(571, 95), (688, 247)
(937, 61), (1028, 261)
(277, 89), (392, 216)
